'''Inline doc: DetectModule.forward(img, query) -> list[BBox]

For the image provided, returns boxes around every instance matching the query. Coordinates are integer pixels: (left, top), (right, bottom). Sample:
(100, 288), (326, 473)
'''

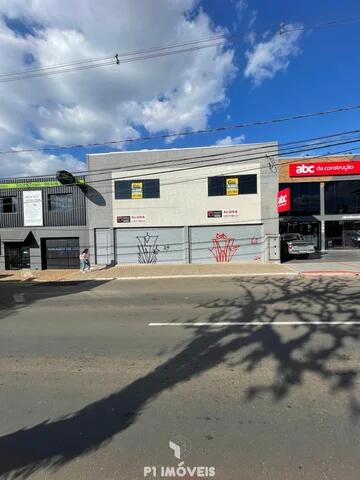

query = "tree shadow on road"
(0, 276), (359, 478)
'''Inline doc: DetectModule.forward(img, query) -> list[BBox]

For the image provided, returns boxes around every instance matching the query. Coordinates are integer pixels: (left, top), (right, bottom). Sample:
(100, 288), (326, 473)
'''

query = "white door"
(95, 229), (111, 265)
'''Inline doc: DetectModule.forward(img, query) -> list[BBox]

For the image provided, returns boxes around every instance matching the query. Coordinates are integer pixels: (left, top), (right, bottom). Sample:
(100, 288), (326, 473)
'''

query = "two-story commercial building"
(0, 176), (89, 270)
(279, 155), (360, 251)
(86, 143), (280, 266)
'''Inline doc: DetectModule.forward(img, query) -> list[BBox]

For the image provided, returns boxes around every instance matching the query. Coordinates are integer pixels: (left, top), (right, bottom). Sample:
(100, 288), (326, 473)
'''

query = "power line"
(4, 134), (358, 189)
(0, 103), (359, 158)
(73, 129), (360, 177)
(81, 136), (360, 188)
(1, 128), (358, 182)
(1, 16), (359, 83)
(0, 37), (228, 84)
(2, 143), (359, 238)
(0, 34), (228, 79)
(280, 16), (360, 35)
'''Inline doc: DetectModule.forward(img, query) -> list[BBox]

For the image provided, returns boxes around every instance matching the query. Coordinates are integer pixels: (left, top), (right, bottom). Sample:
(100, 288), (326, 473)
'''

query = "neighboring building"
(87, 143), (280, 266)
(0, 176), (88, 270)
(279, 155), (360, 250)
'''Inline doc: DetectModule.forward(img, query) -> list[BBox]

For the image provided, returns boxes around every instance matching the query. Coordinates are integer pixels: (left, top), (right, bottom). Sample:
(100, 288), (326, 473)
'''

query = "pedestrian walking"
(80, 248), (90, 272)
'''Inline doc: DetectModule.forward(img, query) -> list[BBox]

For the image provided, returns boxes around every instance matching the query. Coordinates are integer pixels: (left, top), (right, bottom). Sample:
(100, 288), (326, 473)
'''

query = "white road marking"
(13, 293), (25, 303)
(149, 321), (360, 327)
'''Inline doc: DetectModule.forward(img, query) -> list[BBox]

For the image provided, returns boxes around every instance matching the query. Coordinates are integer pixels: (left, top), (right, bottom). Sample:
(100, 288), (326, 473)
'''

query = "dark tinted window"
(279, 182), (320, 215)
(48, 193), (73, 211)
(208, 175), (257, 196)
(0, 196), (17, 213)
(115, 179), (160, 199)
(325, 180), (360, 214)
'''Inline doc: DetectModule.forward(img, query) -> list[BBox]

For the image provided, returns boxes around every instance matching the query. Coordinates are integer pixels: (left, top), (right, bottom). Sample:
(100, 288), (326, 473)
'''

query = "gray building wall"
(87, 143), (279, 265)
(0, 176), (89, 270)
(0, 177), (86, 228)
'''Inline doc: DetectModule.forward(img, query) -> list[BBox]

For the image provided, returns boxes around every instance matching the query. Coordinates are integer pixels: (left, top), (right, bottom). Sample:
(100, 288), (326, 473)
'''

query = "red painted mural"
(209, 232), (240, 263)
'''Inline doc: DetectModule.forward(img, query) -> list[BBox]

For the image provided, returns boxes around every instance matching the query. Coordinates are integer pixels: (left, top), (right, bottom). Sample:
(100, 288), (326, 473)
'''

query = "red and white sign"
(117, 214), (146, 223)
(222, 208), (240, 217)
(289, 161), (360, 177)
(131, 214), (146, 223)
(277, 188), (290, 213)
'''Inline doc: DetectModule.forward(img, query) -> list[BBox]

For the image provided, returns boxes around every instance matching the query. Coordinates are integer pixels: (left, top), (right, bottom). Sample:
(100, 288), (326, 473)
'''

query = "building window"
(325, 180), (360, 214)
(48, 193), (73, 211)
(279, 182), (320, 215)
(114, 179), (160, 199)
(0, 196), (17, 213)
(208, 175), (257, 196)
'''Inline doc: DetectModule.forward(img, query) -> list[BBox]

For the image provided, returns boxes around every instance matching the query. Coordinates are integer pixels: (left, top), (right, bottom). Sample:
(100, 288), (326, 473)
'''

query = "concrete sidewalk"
(0, 263), (296, 282)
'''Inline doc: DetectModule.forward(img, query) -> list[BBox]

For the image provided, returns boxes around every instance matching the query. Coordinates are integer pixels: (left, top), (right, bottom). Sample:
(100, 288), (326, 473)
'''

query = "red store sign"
(277, 187), (291, 213)
(289, 161), (360, 177)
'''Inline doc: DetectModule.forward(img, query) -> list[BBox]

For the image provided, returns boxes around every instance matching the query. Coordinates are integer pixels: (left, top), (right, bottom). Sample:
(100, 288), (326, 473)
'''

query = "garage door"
(116, 227), (186, 264)
(43, 238), (80, 269)
(189, 225), (264, 263)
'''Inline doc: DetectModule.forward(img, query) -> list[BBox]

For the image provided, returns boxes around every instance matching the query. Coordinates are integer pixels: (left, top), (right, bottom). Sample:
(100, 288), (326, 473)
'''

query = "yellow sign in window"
(226, 178), (238, 196)
(131, 182), (143, 199)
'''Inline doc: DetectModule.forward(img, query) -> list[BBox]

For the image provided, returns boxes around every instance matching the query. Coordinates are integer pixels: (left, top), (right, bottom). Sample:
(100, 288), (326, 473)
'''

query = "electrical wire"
(0, 103), (359, 158)
(2, 134), (359, 196)
(1, 16), (359, 83)
(1, 144), (359, 241)
(0, 38), (227, 83)
(1, 143), (360, 241)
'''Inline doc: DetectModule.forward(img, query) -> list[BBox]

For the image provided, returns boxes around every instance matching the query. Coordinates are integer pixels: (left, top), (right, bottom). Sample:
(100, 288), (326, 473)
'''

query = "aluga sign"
(289, 161), (360, 177)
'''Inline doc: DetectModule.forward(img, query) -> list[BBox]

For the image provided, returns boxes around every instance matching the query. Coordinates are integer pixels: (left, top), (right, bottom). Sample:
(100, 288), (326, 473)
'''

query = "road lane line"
(149, 321), (360, 327)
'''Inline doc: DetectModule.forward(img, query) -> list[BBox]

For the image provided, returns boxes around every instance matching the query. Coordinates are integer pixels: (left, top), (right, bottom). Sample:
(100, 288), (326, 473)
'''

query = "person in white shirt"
(80, 249), (90, 272)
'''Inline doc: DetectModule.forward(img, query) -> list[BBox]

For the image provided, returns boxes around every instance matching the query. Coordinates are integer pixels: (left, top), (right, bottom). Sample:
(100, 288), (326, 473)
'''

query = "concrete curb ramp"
(301, 270), (360, 276)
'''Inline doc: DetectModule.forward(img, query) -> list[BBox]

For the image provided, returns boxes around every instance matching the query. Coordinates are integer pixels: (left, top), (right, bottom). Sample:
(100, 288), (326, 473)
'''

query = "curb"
(60, 272), (299, 281)
(301, 270), (360, 276)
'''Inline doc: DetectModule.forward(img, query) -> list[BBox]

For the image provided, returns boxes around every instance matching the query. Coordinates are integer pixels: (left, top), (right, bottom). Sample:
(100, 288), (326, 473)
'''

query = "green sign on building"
(0, 178), (85, 189)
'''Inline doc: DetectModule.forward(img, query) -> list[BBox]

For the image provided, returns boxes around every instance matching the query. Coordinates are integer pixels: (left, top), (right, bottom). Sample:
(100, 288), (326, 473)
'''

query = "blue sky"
(0, 0), (359, 177)
(179, 0), (360, 149)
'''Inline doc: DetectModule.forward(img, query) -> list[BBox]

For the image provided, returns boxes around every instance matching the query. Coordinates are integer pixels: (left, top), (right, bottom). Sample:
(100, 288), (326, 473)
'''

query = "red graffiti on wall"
(209, 232), (240, 263)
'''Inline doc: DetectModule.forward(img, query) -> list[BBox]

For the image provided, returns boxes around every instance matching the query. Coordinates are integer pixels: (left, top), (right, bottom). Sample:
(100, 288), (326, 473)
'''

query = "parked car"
(281, 233), (315, 260)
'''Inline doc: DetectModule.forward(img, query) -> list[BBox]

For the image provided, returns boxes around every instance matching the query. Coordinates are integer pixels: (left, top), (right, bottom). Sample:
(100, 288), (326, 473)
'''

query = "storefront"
(0, 176), (89, 270)
(87, 143), (280, 266)
(279, 156), (360, 251)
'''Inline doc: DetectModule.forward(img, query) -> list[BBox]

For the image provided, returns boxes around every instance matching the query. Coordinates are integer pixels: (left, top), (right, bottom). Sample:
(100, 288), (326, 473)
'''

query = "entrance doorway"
(4, 232), (38, 270)
(42, 238), (80, 269)
(325, 221), (360, 249)
(4, 244), (30, 270)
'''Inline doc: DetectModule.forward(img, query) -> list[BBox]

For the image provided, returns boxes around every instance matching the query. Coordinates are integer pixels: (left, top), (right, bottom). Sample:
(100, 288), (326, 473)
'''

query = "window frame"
(48, 193), (74, 212)
(114, 179), (160, 200)
(208, 174), (257, 197)
(0, 196), (17, 214)
(279, 182), (321, 216)
(324, 180), (360, 215)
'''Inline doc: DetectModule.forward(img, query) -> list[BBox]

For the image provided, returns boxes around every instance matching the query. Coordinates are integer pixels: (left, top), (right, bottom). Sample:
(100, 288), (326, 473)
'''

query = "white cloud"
(1, 150), (85, 179)
(216, 134), (245, 146)
(248, 10), (257, 28)
(0, 0), (236, 177)
(244, 25), (302, 86)
(244, 31), (256, 46)
(235, 0), (248, 18)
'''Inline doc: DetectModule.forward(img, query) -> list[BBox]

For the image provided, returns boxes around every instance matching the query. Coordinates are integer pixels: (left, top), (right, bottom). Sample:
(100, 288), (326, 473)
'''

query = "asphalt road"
(0, 276), (359, 480)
